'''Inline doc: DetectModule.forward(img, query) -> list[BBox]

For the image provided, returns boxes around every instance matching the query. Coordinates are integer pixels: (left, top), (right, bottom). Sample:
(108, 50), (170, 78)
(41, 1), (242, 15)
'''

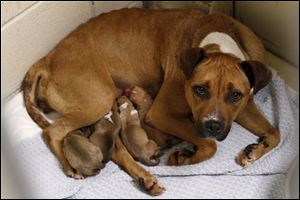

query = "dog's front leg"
(144, 78), (217, 165)
(111, 134), (165, 196)
(146, 109), (217, 166)
(235, 99), (280, 167)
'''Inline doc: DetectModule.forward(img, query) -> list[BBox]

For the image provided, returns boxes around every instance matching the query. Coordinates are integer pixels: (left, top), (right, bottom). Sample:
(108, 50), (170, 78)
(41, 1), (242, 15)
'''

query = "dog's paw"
(138, 176), (166, 196)
(237, 143), (265, 167)
(167, 148), (194, 166)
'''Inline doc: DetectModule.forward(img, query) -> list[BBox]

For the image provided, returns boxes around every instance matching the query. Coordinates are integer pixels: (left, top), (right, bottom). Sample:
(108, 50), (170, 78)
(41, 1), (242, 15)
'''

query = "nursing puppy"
(126, 86), (182, 149)
(117, 96), (161, 166)
(63, 103), (120, 178)
(63, 130), (103, 179)
(89, 103), (121, 163)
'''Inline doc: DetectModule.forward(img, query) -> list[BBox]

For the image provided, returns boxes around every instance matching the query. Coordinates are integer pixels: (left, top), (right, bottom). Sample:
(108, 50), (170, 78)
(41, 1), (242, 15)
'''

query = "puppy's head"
(177, 47), (271, 141)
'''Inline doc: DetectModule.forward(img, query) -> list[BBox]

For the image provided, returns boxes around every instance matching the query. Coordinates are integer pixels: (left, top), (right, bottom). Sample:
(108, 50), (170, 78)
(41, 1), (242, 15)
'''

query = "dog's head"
(177, 47), (272, 141)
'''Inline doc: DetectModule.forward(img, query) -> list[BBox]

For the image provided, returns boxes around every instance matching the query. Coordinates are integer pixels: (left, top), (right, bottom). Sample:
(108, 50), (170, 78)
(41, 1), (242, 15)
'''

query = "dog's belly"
(101, 46), (164, 96)
(87, 10), (166, 97)
(110, 66), (164, 98)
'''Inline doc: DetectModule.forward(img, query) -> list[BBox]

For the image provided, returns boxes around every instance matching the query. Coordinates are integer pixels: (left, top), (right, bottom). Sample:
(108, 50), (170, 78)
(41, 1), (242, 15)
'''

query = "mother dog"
(22, 8), (279, 195)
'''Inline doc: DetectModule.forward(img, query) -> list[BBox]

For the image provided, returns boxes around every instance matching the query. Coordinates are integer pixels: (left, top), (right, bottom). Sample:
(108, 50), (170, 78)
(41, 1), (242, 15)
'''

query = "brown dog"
(117, 96), (161, 166)
(22, 8), (279, 195)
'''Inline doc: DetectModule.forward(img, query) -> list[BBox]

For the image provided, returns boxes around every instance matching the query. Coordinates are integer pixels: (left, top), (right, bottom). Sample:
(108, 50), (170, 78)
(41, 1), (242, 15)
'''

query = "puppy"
(125, 86), (153, 120)
(63, 130), (103, 179)
(89, 103), (121, 163)
(117, 96), (160, 166)
(127, 86), (182, 149)
(63, 103), (121, 178)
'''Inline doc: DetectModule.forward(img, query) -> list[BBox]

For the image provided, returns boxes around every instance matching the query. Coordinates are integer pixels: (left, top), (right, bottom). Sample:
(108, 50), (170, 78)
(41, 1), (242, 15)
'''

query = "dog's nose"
(204, 120), (224, 136)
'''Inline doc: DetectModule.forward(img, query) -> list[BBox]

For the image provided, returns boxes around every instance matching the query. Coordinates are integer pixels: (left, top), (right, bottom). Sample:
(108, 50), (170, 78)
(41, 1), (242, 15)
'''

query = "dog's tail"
(22, 58), (50, 129)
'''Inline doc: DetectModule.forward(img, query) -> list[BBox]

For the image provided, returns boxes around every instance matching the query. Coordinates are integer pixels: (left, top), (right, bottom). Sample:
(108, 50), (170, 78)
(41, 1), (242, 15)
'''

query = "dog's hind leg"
(42, 109), (109, 178)
(112, 134), (165, 196)
(42, 81), (116, 178)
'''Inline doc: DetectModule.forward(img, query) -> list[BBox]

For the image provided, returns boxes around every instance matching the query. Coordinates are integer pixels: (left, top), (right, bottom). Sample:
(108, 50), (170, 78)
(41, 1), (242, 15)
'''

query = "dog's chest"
(199, 32), (246, 60)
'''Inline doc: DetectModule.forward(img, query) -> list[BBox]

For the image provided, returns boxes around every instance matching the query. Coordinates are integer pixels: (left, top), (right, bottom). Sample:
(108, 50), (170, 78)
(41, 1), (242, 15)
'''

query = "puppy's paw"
(143, 149), (162, 166)
(64, 166), (84, 180)
(237, 143), (265, 167)
(167, 148), (194, 166)
(138, 176), (165, 196)
(73, 172), (85, 180)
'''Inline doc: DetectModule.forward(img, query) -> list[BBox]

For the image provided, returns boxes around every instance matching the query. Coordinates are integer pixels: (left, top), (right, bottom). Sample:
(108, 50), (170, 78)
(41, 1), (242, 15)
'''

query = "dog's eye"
(193, 86), (208, 97)
(231, 91), (243, 102)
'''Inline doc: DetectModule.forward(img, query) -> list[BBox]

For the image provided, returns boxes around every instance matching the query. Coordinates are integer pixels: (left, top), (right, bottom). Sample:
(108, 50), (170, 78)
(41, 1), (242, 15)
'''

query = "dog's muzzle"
(196, 119), (227, 141)
(204, 120), (224, 136)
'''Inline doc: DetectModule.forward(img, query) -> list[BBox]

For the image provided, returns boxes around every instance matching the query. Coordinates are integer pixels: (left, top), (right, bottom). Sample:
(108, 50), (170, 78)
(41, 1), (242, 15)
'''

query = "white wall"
(1, 1), (93, 102)
(94, 1), (142, 15)
(235, 1), (299, 68)
(1, 1), (142, 103)
(1, 1), (37, 25)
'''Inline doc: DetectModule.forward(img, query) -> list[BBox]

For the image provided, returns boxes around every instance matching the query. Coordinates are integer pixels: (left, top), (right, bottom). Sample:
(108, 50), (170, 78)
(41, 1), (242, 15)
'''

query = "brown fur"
(89, 103), (121, 163)
(117, 96), (161, 166)
(22, 8), (279, 195)
(128, 86), (182, 149)
(63, 130), (103, 179)
(182, 52), (252, 140)
(63, 103), (120, 178)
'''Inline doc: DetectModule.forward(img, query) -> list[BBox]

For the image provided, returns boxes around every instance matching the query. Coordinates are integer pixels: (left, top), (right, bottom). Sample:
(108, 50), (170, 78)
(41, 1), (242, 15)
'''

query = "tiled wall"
(1, 1), (37, 25)
(1, 1), (142, 102)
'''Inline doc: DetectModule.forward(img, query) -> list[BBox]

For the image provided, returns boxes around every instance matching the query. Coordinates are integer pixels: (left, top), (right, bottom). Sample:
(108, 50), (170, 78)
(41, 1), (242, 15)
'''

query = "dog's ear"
(177, 48), (206, 79)
(240, 61), (272, 94)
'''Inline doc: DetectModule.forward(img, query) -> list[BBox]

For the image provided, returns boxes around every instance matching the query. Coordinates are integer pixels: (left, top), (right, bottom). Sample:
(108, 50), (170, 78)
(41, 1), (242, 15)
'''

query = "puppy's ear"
(240, 61), (272, 94)
(177, 48), (206, 79)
